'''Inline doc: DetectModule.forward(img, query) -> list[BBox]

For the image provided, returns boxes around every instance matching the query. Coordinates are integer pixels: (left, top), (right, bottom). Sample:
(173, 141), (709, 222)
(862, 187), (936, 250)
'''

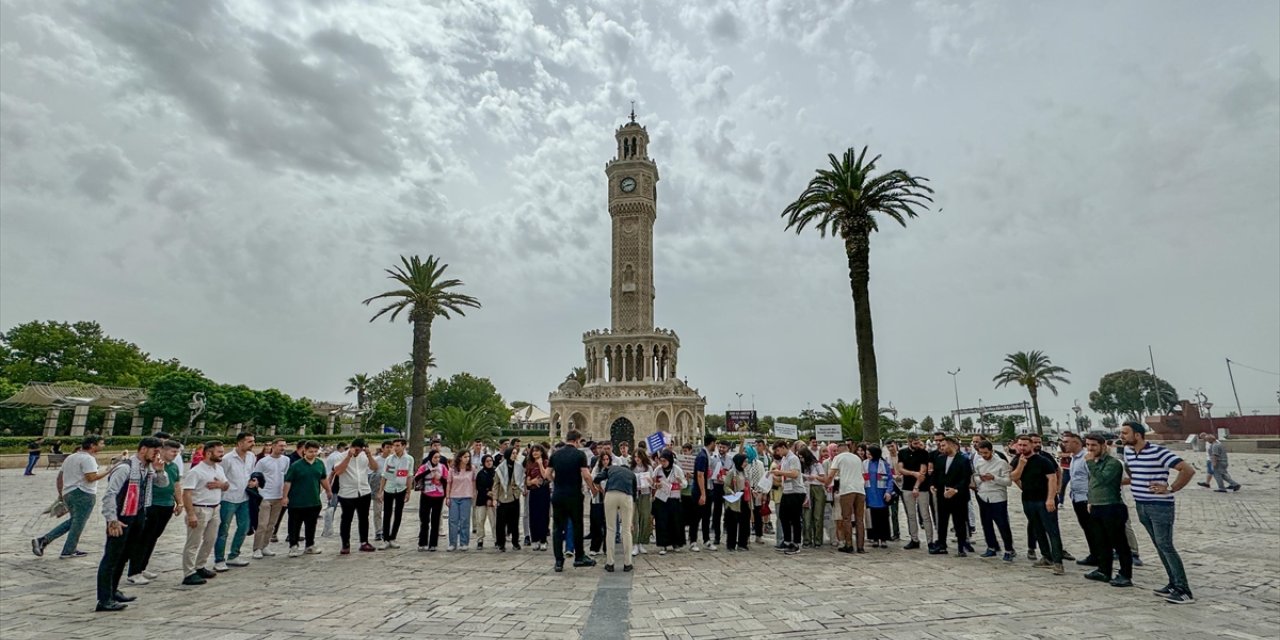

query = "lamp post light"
(947, 368), (961, 430)
(735, 392), (743, 411)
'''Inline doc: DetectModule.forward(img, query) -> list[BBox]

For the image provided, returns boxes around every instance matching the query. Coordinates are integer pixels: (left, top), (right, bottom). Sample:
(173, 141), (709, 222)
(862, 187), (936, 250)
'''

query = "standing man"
(321, 442), (348, 537)
(972, 441), (1015, 561)
(692, 434), (716, 552)
(282, 440), (331, 557)
(371, 441), (391, 541)
(1205, 433), (1241, 492)
(1061, 433), (1103, 567)
(32, 435), (110, 559)
(1119, 421), (1196, 604)
(706, 439), (732, 550)
(824, 442), (865, 554)
(771, 441), (805, 554)
(126, 439), (183, 584)
(380, 438), (414, 548)
(25, 437), (44, 476)
(213, 432), (257, 571)
(333, 437), (378, 554)
(180, 441), (228, 586)
(1010, 435), (1065, 575)
(251, 438), (290, 559)
(1083, 433), (1133, 587)
(929, 437), (973, 556)
(548, 429), (598, 572)
(469, 439), (486, 470)
(95, 437), (169, 612)
(896, 436), (934, 550)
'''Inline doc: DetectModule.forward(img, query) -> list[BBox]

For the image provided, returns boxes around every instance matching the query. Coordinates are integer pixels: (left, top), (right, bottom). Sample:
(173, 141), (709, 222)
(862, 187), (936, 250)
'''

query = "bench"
(46, 453), (67, 469)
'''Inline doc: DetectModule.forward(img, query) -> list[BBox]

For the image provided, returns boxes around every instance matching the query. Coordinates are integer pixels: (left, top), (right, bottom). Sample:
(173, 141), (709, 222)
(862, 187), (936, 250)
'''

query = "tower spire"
(629, 101), (636, 123)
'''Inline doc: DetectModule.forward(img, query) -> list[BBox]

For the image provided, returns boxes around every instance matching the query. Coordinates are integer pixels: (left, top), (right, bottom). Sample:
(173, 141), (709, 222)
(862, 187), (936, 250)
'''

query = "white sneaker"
(690, 543), (701, 552)
(252, 550), (264, 560)
(707, 543), (718, 551)
(659, 547), (668, 556)
(639, 544), (647, 554)
(447, 545), (457, 552)
(388, 541), (400, 549)
(226, 558), (250, 567)
(261, 548), (277, 557)
(381, 541), (393, 550)
(418, 546), (429, 552)
(126, 574), (150, 585)
(755, 536), (764, 544)
(213, 562), (229, 572)
(632, 547), (640, 556)
(304, 546), (321, 555)
(288, 546), (302, 558)
(141, 570), (158, 580)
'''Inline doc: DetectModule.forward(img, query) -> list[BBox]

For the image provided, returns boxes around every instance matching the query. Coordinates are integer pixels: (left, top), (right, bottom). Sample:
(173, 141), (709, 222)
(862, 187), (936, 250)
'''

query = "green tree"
(782, 147), (933, 443)
(939, 416), (956, 432)
(1087, 369), (1178, 420)
(959, 417), (974, 432)
(429, 373), (511, 426)
(920, 415), (936, 433)
(569, 367), (587, 386)
(210, 384), (264, 431)
(822, 399), (897, 443)
(366, 361), (413, 434)
(999, 418), (1018, 442)
(141, 370), (216, 432)
(364, 255), (481, 462)
(992, 350), (1071, 435)
(432, 406), (499, 452)
(0, 320), (149, 385)
(705, 414), (726, 433)
(899, 417), (918, 432)
(345, 373), (372, 410)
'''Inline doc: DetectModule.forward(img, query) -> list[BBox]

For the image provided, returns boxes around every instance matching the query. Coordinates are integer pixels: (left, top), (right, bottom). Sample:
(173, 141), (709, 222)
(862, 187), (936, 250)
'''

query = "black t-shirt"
(1018, 452), (1057, 502)
(550, 447), (588, 499)
(898, 447), (930, 491)
(27, 440), (41, 454)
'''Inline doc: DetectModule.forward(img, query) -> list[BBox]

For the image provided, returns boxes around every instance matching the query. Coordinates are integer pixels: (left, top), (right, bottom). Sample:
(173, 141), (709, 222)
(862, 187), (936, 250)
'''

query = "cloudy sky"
(2, 0), (1278, 425)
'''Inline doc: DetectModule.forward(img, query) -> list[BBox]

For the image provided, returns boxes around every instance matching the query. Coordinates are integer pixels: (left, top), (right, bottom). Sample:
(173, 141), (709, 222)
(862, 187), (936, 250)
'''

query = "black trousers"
(287, 505), (321, 548)
(779, 493), (804, 545)
(589, 502), (606, 552)
(382, 490), (407, 541)
(706, 484), (725, 543)
(1091, 504), (1133, 579)
(97, 515), (145, 604)
(752, 504), (764, 538)
(1072, 500), (1103, 560)
(977, 498), (1015, 552)
(552, 494), (586, 563)
(496, 500), (520, 548)
(682, 494), (700, 545)
(654, 498), (685, 549)
(127, 504), (173, 576)
(338, 493), (372, 548)
(936, 494), (969, 550)
(724, 507), (750, 549)
(419, 495), (444, 548)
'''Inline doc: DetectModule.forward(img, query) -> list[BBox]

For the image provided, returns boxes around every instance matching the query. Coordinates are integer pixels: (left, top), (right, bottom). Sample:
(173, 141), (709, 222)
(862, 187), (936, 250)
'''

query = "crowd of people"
(26, 421), (1208, 612)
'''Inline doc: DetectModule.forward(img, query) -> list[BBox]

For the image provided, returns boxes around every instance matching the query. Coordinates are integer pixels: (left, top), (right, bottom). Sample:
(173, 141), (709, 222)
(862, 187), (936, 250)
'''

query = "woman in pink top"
(447, 454), (476, 551)
(415, 450), (448, 551)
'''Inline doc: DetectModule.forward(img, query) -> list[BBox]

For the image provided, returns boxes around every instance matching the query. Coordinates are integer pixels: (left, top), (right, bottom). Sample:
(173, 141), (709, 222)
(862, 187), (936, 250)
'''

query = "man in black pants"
(125, 439), (183, 585)
(96, 437), (168, 612)
(929, 436), (973, 556)
(548, 430), (598, 572)
(706, 439), (732, 549)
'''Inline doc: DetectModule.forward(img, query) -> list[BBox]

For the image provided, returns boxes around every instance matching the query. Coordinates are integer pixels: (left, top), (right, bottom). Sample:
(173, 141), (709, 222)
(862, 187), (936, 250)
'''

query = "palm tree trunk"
(409, 317), (433, 463)
(845, 232), (880, 443)
(1028, 385), (1043, 435)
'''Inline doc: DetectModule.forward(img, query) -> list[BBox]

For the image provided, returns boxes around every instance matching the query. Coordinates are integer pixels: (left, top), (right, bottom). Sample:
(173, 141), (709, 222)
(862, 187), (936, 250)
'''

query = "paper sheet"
(755, 474), (773, 494)
(723, 491), (743, 504)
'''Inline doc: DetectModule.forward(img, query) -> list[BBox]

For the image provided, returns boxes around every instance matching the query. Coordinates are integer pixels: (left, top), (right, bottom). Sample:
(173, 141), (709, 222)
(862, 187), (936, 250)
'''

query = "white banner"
(773, 422), (798, 439)
(815, 424), (842, 441)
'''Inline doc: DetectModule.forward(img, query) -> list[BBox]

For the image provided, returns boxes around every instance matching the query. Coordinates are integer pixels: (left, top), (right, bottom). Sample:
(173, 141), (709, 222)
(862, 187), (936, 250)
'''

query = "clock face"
(620, 177), (637, 193)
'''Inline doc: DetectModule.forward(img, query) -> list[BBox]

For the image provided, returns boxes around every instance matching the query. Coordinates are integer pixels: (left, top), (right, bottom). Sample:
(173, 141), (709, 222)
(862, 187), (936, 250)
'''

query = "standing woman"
(446, 453), (475, 551)
(864, 445), (896, 548)
(723, 453), (751, 551)
(885, 441), (903, 542)
(492, 447), (524, 551)
(415, 450), (448, 552)
(744, 445), (766, 545)
(524, 445), (551, 551)
(473, 455), (496, 550)
(651, 450), (686, 555)
(800, 448), (825, 548)
(630, 449), (654, 556)
(588, 452), (612, 556)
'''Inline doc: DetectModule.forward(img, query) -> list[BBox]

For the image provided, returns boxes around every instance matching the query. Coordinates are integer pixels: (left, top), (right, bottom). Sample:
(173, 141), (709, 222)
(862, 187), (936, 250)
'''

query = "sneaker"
(956, 550), (968, 557)
(31, 538), (45, 557)
(554, 562), (564, 572)
(903, 541), (921, 550)
(197, 567), (217, 579)
(1002, 552), (1014, 562)
(382, 541), (394, 550)
(388, 541), (400, 549)
(1076, 555), (1099, 566)
(1213, 488), (1227, 493)
(59, 550), (88, 559)
(1153, 584), (1176, 597)
(1033, 558), (1052, 569)
(182, 573), (207, 586)
(418, 546), (429, 552)
(213, 562), (229, 572)
(659, 548), (668, 556)
(838, 546), (855, 554)
(632, 547), (639, 557)
(604, 564), (615, 572)
(1027, 550), (1038, 561)
(784, 546), (801, 555)
(512, 543), (521, 551)
(1110, 576), (1133, 588)
(340, 547), (351, 555)
(476, 541), (484, 550)
(1164, 588), (1195, 604)
(359, 543), (376, 552)
(1196, 482), (1210, 487)
(1061, 551), (1076, 562)
(288, 546), (302, 558)
(447, 545), (457, 552)
(252, 550), (264, 560)
(1133, 554), (1144, 567)
(980, 549), (998, 558)
(1052, 563), (1065, 576)
(226, 558), (250, 567)
(1230, 484), (1242, 492)
(261, 548), (276, 557)
(638, 545), (647, 554)
(304, 546), (321, 555)
(707, 543), (717, 551)
(141, 570), (158, 580)
(428, 546), (438, 552)
(928, 547), (949, 555)
(524, 535), (532, 546)
(112, 591), (136, 603)
(624, 565), (633, 572)
(1084, 570), (1111, 582)
(754, 536), (764, 544)
(95, 601), (127, 612)
(126, 574), (150, 585)
(573, 557), (597, 568)
(690, 543), (701, 552)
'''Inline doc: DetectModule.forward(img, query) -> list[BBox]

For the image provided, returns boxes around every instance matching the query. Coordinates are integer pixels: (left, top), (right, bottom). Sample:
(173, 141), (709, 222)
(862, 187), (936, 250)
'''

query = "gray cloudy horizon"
(1, 0), (1278, 426)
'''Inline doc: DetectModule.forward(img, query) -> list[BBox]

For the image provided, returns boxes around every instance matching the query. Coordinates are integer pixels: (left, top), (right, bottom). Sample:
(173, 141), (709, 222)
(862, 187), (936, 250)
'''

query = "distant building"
(1145, 400), (1279, 438)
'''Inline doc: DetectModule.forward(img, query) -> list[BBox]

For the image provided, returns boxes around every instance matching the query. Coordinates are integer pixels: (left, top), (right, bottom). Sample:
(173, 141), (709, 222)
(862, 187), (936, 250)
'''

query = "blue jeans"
(1135, 501), (1189, 593)
(25, 452), (39, 475)
(41, 488), (96, 556)
(448, 497), (473, 547)
(215, 500), (251, 562)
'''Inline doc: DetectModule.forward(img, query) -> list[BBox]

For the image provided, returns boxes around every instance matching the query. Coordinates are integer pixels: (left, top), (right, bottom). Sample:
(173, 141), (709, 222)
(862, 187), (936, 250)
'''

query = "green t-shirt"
(285, 458), (326, 509)
(151, 462), (182, 507)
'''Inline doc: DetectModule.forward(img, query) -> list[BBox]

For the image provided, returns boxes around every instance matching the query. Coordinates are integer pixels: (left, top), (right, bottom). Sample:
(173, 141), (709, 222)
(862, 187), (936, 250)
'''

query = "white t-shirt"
(831, 451), (866, 496)
(253, 454), (292, 500)
(183, 461), (228, 506)
(61, 451), (101, 496)
(336, 453), (373, 499)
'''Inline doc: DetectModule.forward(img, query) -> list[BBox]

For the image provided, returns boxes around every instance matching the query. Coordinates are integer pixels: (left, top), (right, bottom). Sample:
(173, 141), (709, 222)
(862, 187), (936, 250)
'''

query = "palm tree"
(364, 255), (480, 462)
(783, 146), (934, 443)
(570, 366), (587, 385)
(433, 406), (499, 453)
(992, 350), (1071, 435)
(344, 373), (371, 409)
(822, 398), (898, 443)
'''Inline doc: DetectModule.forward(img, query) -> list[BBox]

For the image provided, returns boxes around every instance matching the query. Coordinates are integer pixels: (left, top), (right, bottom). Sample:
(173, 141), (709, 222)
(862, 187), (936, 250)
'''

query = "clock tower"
(605, 113), (659, 332)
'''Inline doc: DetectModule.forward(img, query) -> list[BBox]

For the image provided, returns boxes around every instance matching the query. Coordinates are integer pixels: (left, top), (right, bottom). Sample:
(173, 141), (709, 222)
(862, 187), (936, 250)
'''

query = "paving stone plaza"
(1, 454), (1277, 640)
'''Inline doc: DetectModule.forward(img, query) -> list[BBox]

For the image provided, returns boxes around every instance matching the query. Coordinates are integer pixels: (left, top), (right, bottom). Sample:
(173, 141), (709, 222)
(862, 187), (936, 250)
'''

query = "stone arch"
(655, 411), (670, 439)
(569, 412), (589, 438)
(550, 412), (562, 440)
(676, 410), (693, 444)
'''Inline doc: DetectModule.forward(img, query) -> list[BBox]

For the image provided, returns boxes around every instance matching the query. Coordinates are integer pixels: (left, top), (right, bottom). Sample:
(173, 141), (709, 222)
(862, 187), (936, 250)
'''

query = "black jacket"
(931, 453), (973, 500)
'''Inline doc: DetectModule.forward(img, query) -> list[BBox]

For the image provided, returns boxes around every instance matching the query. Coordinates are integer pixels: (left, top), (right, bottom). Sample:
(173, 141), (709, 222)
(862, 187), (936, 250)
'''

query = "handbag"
(46, 497), (69, 519)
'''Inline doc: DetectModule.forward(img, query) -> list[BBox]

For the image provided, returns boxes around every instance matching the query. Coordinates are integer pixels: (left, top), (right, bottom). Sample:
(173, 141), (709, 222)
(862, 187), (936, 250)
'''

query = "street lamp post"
(947, 368), (961, 433)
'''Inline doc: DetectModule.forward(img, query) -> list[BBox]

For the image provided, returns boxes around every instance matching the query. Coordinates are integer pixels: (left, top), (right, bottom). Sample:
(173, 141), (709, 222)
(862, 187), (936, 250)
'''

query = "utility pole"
(1147, 346), (1162, 413)
(947, 368), (961, 431)
(1226, 358), (1244, 416)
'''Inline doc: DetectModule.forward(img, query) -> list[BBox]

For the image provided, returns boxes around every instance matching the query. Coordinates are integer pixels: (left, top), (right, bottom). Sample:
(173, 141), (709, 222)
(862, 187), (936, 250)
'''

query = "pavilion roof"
(0, 381), (147, 409)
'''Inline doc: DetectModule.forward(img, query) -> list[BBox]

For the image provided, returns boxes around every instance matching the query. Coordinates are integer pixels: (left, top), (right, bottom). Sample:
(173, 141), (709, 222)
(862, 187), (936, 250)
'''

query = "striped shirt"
(1122, 442), (1183, 503)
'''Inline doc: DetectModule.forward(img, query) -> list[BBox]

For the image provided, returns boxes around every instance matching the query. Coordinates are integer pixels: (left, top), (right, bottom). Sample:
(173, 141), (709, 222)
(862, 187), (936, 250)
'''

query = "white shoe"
(388, 541), (400, 549)
(639, 545), (647, 554)
(141, 570), (158, 580)
(261, 548), (277, 557)
(126, 574), (150, 585)
(690, 543), (701, 552)
(304, 546), (321, 555)
(632, 547), (640, 556)
(659, 547), (668, 556)
(252, 550), (264, 560)
(226, 558), (250, 567)
(213, 562), (229, 572)
(418, 546), (429, 552)
(707, 543), (718, 551)
(288, 546), (302, 558)
(447, 545), (457, 552)
(755, 536), (764, 545)
(381, 541), (393, 550)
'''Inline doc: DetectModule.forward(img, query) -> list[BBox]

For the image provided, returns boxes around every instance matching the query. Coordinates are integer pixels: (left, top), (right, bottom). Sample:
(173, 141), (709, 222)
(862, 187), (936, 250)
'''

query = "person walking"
(180, 441), (228, 586)
(95, 437), (169, 612)
(493, 447), (525, 552)
(525, 445), (552, 551)
(332, 438), (379, 555)
(415, 450), (448, 551)
(213, 432), (257, 571)
(25, 437), (44, 476)
(447, 453), (476, 551)
(972, 440), (1015, 561)
(1119, 421), (1196, 604)
(595, 454), (637, 572)
(32, 436), (110, 559)
(1205, 433), (1241, 492)
(1011, 435), (1065, 575)
(125, 440), (182, 585)
(473, 455), (496, 549)
(282, 440), (330, 557)
(1082, 433), (1133, 587)
(379, 438), (413, 549)
(548, 430), (598, 571)
(863, 445), (895, 549)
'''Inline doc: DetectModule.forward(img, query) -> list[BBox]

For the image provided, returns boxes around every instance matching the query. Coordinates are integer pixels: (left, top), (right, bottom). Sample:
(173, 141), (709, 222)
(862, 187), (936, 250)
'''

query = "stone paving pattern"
(1, 453), (1278, 639)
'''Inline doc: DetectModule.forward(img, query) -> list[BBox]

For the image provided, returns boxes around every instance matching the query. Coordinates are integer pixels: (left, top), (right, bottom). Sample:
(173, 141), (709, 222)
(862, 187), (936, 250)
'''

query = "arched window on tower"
(631, 136), (638, 158)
